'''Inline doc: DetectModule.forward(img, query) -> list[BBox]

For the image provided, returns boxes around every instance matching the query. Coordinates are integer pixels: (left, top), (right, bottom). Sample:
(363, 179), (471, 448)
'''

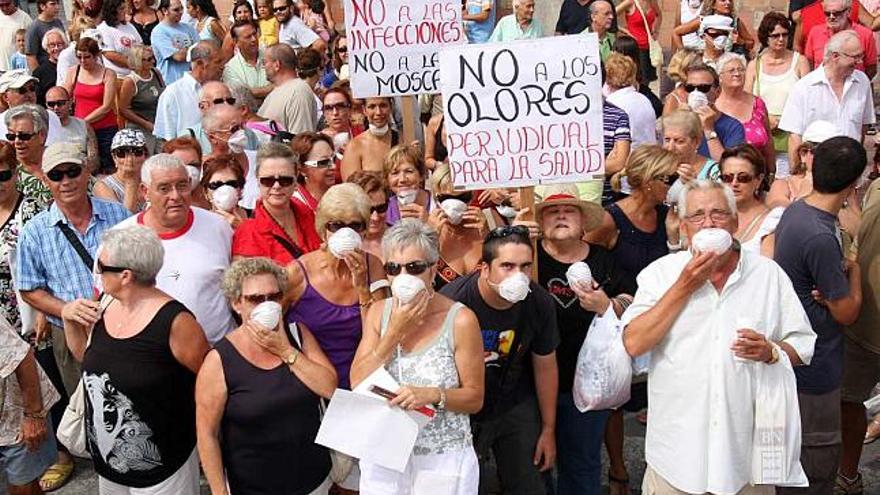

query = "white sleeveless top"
(740, 207), (785, 255)
(753, 52), (802, 116)
(680, 0), (703, 49)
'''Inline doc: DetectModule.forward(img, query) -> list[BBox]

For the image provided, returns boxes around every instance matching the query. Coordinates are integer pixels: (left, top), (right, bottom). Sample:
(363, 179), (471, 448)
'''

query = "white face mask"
(496, 205), (518, 219)
(712, 35), (728, 51)
(369, 123), (390, 136)
(211, 184), (239, 212)
(250, 301), (282, 330)
(492, 272), (531, 303)
(687, 90), (709, 110)
(327, 227), (362, 258)
(691, 228), (733, 254)
(185, 165), (201, 191)
(688, 0), (701, 9)
(440, 198), (468, 225)
(391, 273), (427, 305)
(227, 129), (248, 154)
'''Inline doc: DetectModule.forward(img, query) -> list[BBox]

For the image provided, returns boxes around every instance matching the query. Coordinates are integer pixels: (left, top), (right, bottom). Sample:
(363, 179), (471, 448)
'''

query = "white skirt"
(359, 447), (479, 495)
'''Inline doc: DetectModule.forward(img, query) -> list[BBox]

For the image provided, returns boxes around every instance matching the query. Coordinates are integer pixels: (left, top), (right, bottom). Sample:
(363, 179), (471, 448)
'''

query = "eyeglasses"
(273, 5), (288, 12)
(436, 191), (474, 204)
(46, 165), (83, 182)
(207, 97), (236, 106)
(214, 124), (242, 135)
(0, 169), (13, 182)
(824, 7), (849, 17)
(768, 32), (789, 39)
(720, 172), (755, 183)
(47, 42), (65, 49)
(654, 173), (679, 186)
(75, 53), (93, 60)
(684, 83), (714, 93)
(322, 102), (350, 113)
(207, 179), (244, 190)
(242, 291), (283, 304)
(838, 51), (864, 61)
(258, 175), (296, 187)
(5, 132), (35, 141)
(370, 202), (389, 214)
(684, 209), (732, 224)
(46, 99), (68, 108)
(723, 67), (745, 75)
(325, 220), (366, 233)
(383, 260), (432, 276)
(9, 83), (35, 94)
(113, 147), (146, 158)
(96, 259), (129, 274)
(302, 158), (334, 168)
(486, 225), (529, 240)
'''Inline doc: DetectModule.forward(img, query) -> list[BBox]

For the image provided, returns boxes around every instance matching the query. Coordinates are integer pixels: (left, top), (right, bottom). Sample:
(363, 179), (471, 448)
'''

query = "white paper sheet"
(353, 366), (434, 428)
(316, 389), (419, 473)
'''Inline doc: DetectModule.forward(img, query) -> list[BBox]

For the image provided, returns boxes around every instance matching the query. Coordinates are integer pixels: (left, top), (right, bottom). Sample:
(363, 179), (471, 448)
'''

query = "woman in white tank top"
(678, 0), (703, 49)
(745, 12), (810, 177)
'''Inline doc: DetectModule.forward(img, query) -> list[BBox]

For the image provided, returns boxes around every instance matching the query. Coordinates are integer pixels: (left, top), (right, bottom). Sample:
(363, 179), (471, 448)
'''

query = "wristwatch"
(705, 131), (719, 141)
(435, 387), (447, 411)
(765, 345), (779, 365)
(283, 349), (299, 367)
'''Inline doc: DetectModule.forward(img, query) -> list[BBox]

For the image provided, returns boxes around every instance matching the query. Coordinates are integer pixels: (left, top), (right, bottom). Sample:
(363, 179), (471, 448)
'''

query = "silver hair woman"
(6, 104), (52, 207)
(350, 218), (485, 493)
(119, 43), (165, 154)
(61, 224), (210, 494)
(196, 257), (337, 494)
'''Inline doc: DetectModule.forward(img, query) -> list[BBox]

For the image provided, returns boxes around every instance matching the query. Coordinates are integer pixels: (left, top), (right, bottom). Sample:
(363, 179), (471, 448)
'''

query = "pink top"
(742, 96), (769, 150)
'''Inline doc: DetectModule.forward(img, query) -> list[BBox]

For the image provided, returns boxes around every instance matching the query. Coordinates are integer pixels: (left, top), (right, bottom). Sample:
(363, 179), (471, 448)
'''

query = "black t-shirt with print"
(441, 272), (559, 421)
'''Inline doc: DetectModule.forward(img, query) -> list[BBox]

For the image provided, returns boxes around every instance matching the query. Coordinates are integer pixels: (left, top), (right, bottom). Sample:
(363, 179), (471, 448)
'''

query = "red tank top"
(625, 3), (657, 50)
(73, 76), (117, 130)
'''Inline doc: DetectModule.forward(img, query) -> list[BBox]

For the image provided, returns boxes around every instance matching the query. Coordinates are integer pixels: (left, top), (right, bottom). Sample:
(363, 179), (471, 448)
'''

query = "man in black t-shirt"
(441, 226), (559, 495)
(533, 185), (633, 495)
(554, 0), (618, 35)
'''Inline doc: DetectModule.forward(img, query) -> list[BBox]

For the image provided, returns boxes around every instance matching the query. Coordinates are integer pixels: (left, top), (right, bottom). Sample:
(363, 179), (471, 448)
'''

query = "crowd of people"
(0, 0), (878, 494)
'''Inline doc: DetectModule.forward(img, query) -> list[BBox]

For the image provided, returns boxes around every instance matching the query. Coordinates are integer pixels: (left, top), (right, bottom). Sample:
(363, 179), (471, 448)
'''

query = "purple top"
(286, 258), (363, 389)
(385, 190), (433, 226)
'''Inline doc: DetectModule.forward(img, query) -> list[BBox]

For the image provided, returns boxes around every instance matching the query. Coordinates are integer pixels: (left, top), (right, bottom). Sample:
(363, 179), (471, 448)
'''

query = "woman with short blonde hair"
(663, 47), (702, 115)
(384, 144), (432, 225)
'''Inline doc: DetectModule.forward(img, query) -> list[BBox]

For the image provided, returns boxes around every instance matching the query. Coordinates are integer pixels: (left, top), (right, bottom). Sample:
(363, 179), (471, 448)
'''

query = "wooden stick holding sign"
(518, 186), (538, 282)
(400, 96), (418, 146)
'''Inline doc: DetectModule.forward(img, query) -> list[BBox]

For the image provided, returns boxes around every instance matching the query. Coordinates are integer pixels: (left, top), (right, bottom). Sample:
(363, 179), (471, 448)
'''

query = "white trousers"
(98, 449), (199, 495)
(359, 447), (479, 495)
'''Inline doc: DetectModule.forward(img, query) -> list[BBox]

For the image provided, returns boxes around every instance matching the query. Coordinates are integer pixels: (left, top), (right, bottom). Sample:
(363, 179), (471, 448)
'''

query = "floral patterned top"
(381, 300), (473, 456)
(0, 193), (45, 333)
(16, 165), (52, 211)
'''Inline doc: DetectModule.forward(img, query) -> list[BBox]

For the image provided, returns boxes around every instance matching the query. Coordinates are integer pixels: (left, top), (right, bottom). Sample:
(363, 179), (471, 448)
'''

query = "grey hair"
(256, 141), (297, 175)
(41, 28), (67, 51)
(197, 81), (229, 101)
(381, 219), (440, 264)
(229, 83), (258, 113)
(190, 40), (218, 63)
(715, 52), (747, 77)
(676, 179), (738, 218)
(824, 30), (860, 60)
(588, 0), (612, 14)
(127, 44), (152, 72)
(221, 257), (288, 301)
(202, 104), (237, 132)
(141, 153), (187, 185)
(101, 224), (165, 285)
(4, 104), (47, 133)
(265, 43), (298, 70)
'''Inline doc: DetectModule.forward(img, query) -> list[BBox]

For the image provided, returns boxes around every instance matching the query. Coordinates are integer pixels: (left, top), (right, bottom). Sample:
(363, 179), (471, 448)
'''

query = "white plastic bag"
(750, 345), (808, 487)
(572, 306), (633, 412)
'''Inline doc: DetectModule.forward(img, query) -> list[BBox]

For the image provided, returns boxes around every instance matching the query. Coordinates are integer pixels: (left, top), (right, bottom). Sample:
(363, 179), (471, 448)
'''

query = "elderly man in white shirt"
(779, 30), (875, 161)
(621, 179), (816, 495)
(153, 40), (224, 140)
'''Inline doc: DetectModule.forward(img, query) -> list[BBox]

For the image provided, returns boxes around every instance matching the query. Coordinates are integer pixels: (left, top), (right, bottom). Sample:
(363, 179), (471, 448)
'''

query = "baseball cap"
(0, 69), (38, 93)
(42, 142), (86, 173)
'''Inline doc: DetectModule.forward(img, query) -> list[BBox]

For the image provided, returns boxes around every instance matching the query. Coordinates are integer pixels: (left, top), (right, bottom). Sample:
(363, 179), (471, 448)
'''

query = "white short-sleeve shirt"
(620, 250), (816, 495)
(607, 86), (658, 149)
(278, 16), (320, 49)
(97, 21), (144, 77)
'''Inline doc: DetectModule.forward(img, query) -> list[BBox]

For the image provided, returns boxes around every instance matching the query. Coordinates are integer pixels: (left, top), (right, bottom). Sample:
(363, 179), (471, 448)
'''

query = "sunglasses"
(273, 5), (287, 12)
(96, 259), (129, 274)
(207, 179), (244, 190)
(654, 173), (679, 186)
(113, 147), (146, 158)
(258, 175), (296, 187)
(302, 158), (334, 168)
(436, 191), (474, 204)
(9, 83), (36, 94)
(46, 99), (68, 108)
(208, 97), (236, 106)
(768, 32), (789, 39)
(336, 46), (348, 53)
(684, 83), (714, 93)
(0, 169), (13, 182)
(5, 132), (35, 141)
(46, 165), (83, 182)
(384, 260), (432, 276)
(242, 291), (283, 304)
(325, 220), (366, 233)
(824, 7), (849, 17)
(486, 224), (529, 240)
(720, 172), (755, 183)
(370, 202), (389, 214)
(322, 102), (351, 113)
(703, 30), (728, 39)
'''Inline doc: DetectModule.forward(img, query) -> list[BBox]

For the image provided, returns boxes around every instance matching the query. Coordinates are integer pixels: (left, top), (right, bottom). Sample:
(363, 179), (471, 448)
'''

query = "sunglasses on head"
(384, 260), (432, 276)
(720, 172), (755, 183)
(370, 202), (389, 214)
(46, 99), (68, 108)
(46, 165), (83, 182)
(684, 83), (714, 93)
(302, 158), (334, 168)
(654, 173), (679, 186)
(242, 291), (283, 304)
(0, 169), (13, 182)
(486, 224), (530, 240)
(97, 259), (128, 274)
(325, 220), (366, 233)
(436, 191), (474, 204)
(113, 147), (146, 158)
(10, 83), (36, 94)
(258, 175), (296, 188)
(5, 132), (35, 142)
(207, 179), (244, 190)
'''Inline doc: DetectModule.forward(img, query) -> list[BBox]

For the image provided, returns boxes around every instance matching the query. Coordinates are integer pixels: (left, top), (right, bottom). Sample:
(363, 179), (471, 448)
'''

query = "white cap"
(701, 14), (735, 32)
(802, 120), (842, 144)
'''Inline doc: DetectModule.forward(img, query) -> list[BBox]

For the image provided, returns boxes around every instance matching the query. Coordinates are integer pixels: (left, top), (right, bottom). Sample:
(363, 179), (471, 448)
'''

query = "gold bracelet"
(23, 409), (47, 420)
(359, 298), (373, 309)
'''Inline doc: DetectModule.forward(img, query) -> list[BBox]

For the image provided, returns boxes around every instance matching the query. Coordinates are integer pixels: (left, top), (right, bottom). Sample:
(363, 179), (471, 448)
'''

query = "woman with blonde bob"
(662, 47), (702, 115)
(660, 110), (711, 195)
(586, 145), (681, 494)
(384, 144), (432, 225)
(605, 53), (657, 148)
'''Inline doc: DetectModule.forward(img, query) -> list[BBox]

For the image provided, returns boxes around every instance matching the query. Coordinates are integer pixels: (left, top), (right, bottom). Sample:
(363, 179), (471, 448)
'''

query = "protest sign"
(440, 35), (605, 191)
(344, 0), (465, 98)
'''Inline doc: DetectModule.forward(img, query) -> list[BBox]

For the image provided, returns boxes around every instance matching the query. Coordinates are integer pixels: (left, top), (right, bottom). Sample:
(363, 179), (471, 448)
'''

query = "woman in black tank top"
(197, 258), (338, 495)
(61, 225), (211, 493)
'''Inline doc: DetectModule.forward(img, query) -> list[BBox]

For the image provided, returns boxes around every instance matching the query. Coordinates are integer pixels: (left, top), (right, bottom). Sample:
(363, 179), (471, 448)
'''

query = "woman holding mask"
(384, 145), (432, 225)
(200, 154), (249, 229)
(347, 171), (389, 261)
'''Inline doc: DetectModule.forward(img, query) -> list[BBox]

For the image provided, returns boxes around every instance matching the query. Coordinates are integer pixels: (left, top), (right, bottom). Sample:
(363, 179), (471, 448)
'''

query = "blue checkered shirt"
(15, 197), (131, 326)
